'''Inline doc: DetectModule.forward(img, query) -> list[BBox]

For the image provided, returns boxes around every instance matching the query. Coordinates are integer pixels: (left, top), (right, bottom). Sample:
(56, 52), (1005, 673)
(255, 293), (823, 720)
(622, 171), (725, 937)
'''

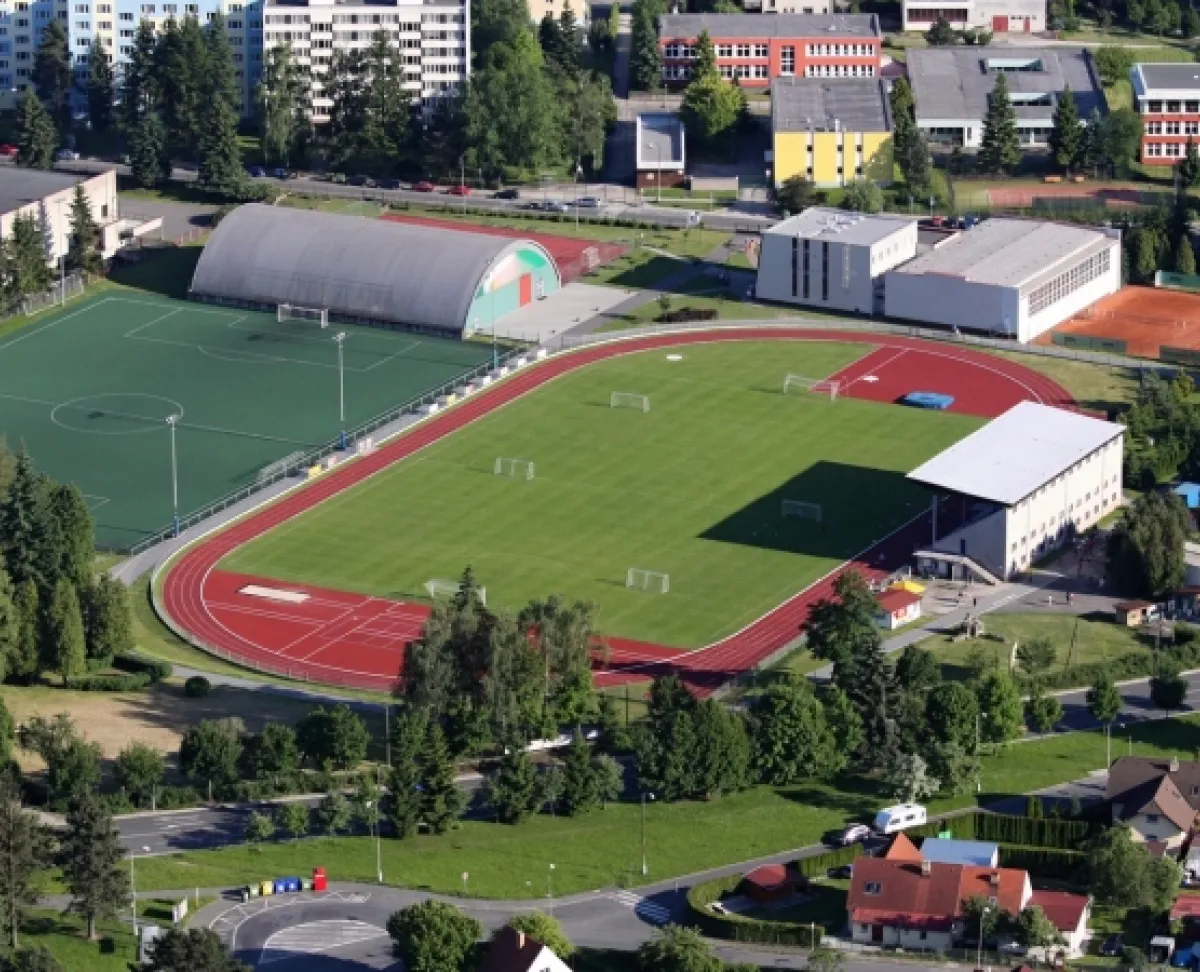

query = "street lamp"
(166, 415), (180, 537)
(547, 863), (556, 914)
(641, 791), (655, 876)
(332, 332), (347, 450)
(130, 844), (152, 935)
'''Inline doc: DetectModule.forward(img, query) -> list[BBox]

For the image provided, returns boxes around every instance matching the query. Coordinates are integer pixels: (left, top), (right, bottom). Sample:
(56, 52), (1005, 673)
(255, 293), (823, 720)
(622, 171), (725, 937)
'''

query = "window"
(752, 43), (767, 57)
(735, 43), (750, 57)
(1169, 100), (1183, 113)
(752, 64), (767, 78)
(716, 43), (731, 57)
(780, 44), (794, 74)
(1146, 814), (1160, 823)
(1027, 248), (1112, 316)
(865, 882), (882, 895)
(1148, 100), (1163, 113)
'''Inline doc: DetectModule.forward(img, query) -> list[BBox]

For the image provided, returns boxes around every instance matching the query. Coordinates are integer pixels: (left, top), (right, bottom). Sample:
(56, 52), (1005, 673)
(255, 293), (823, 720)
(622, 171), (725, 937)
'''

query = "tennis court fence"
(3, 272), (87, 320)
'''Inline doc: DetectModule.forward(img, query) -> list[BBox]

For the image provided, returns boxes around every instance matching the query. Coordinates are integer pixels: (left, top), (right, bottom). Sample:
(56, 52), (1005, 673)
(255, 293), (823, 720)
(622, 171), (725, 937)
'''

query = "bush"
(686, 874), (822, 945)
(113, 652), (171, 682)
(795, 844), (863, 878)
(184, 676), (212, 698)
(63, 672), (152, 692)
(656, 308), (719, 324)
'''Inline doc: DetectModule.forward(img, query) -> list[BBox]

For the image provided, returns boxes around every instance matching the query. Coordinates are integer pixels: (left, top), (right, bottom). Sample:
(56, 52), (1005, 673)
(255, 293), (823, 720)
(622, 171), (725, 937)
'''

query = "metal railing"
(9, 272), (86, 320)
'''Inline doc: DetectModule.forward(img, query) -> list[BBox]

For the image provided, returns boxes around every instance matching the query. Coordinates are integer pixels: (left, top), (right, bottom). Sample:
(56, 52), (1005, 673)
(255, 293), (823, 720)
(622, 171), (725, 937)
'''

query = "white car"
(839, 823), (871, 846)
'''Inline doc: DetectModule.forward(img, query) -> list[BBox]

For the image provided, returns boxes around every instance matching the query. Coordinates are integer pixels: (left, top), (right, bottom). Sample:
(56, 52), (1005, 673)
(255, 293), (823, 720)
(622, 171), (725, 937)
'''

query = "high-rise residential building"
(262, 0), (469, 125)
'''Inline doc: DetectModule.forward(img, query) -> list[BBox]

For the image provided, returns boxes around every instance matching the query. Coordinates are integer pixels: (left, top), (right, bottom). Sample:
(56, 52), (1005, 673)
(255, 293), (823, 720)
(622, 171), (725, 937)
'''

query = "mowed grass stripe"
(224, 341), (982, 647)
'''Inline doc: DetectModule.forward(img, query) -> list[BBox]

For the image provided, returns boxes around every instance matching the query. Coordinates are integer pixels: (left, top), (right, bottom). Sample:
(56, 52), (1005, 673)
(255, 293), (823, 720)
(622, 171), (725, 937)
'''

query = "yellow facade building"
(770, 78), (894, 189)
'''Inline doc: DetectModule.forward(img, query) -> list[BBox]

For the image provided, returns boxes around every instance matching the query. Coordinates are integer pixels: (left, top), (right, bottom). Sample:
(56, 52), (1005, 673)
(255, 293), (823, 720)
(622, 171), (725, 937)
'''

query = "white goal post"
(494, 457), (535, 480)
(626, 568), (669, 593)
(783, 374), (839, 401)
(277, 303), (330, 326)
(425, 579), (487, 605)
(610, 391), (650, 412)
(782, 500), (823, 522)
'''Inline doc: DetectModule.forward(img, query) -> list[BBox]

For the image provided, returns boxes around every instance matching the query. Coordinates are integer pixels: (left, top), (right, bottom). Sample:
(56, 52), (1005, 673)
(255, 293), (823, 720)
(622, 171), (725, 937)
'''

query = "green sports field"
(224, 341), (983, 648)
(0, 293), (490, 549)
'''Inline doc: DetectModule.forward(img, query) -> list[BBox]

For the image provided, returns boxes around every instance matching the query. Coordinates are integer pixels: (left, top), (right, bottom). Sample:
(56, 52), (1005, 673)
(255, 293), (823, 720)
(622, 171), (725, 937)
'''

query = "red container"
(312, 867), (327, 892)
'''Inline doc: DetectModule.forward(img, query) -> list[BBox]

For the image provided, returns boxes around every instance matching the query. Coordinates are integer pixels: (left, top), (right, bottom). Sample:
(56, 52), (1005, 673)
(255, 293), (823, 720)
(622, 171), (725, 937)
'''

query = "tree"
(629, 1), (662, 91)
(503, 911), (574, 958)
(925, 15), (957, 43)
(1048, 85), (1083, 172)
(1093, 45), (1135, 86)
(120, 21), (158, 130)
(32, 20), (71, 131)
(41, 483), (92, 597)
(0, 456), (47, 595)
(820, 683), (864, 761)
(245, 811), (275, 843)
(85, 37), (114, 133)
(924, 682), (979, 751)
(1013, 904), (1063, 948)
(885, 751), (940, 802)
(680, 30), (742, 146)
(244, 723), (299, 784)
(3, 946), (62, 972)
(563, 73), (615, 176)
(1100, 108), (1144, 177)
(179, 719), (243, 796)
(1180, 137), (1200, 188)
(776, 174), (815, 215)
(59, 794), (127, 940)
(1108, 492), (1191, 598)
(419, 724), (464, 834)
(18, 715), (100, 808)
(1087, 672), (1122, 728)
(889, 77), (915, 125)
(9, 582), (38, 684)
(748, 679), (842, 784)
(15, 93), (56, 171)
(315, 792), (351, 835)
(386, 711), (425, 838)
(256, 45), (307, 168)
(1026, 687), (1063, 733)
(296, 704), (368, 771)
(44, 580), (85, 684)
(1080, 109), (1107, 175)
(356, 30), (412, 176)
(0, 569), (20, 688)
(927, 739), (980, 795)
(1150, 665), (1188, 713)
(473, 0), (533, 62)
(975, 671), (1024, 743)
(899, 126), (933, 195)
(197, 93), (244, 194)
(386, 900), (481, 972)
(840, 181), (884, 213)
(807, 946), (846, 972)
(64, 184), (102, 279)
(143, 927), (249, 972)
(1177, 234), (1197, 276)
(1016, 636), (1057, 679)
(0, 779), (48, 949)
(81, 574), (133, 662)
(962, 894), (1001, 943)
(978, 72), (1020, 173)
(593, 752), (623, 806)
(128, 112), (172, 188)
(636, 925), (723, 972)
(560, 731), (600, 815)
(1088, 824), (1181, 909)
(276, 802), (309, 841)
(1186, 4), (1200, 37)
(114, 742), (164, 808)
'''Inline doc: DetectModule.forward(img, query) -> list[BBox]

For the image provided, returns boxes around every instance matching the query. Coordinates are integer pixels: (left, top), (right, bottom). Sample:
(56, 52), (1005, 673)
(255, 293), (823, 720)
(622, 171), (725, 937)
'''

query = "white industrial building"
(907, 401), (1124, 583)
(755, 207), (916, 315)
(902, 0), (1045, 33)
(884, 218), (1121, 343)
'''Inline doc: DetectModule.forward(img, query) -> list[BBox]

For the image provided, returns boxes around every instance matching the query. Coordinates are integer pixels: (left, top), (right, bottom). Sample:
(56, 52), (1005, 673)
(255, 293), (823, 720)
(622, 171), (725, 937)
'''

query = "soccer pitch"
(0, 293), (491, 549)
(222, 341), (983, 648)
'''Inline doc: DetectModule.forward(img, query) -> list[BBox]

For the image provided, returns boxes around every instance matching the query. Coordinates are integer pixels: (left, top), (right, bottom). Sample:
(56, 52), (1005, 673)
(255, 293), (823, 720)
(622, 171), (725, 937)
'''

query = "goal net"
(610, 391), (650, 412)
(782, 500), (823, 522)
(425, 579), (487, 605)
(626, 568), (669, 593)
(277, 303), (329, 327)
(783, 374), (839, 401)
(494, 457), (535, 480)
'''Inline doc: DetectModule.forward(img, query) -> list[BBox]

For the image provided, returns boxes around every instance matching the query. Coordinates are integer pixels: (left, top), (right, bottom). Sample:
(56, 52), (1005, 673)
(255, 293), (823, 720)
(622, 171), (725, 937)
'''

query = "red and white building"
(658, 13), (882, 88)
(875, 589), (923, 630)
(1132, 63), (1200, 165)
(902, 0), (1044, 33)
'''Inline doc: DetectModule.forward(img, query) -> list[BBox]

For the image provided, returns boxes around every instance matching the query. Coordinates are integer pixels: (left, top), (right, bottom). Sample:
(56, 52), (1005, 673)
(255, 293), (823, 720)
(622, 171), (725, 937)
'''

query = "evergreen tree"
(128, 111), (172, 188)
(15, 93), (56, 171)
(65, 184), (102, 277)
(9, 582), (40, 682)
(85, 37), (114, 132)
(680, 31), (741, 145)
(358, 31), (412, 177)
(0, 453), (47, 591)
(418, 724), (464, 834)
(45, 579), (85, 683)
(629, 1), (662, 91)
(82, 575), (134, 662)
(689, 698), (751, 798)
(0, 567), (17, 684)
(556, 0), (580, 77)
(0, 778), (48, 949)
(257, 45), (307, 168)
(559, 730), (599, 815)
(41, 483), (93, 594)
(1048, 85), (1083, 173)
(539, 13), (564, 65)
(197, 15), (245, 193)
(120, 21), (159, 132)
(889, 77), (915, 125)
(59, 794), (127, 939)
(900, 124), (933, 194)
(978, 72), (1021, 174)
(1180, 137), (1200, 187)
(1080, 108), (1106, 175)
(386, 712), (425, 838)
(1178, 234), (1197, 275)
(155, 17), (195, 158)
(483, 745), (541, 823)
(925, 14), (957, 43)
(32, 20), (71, 131)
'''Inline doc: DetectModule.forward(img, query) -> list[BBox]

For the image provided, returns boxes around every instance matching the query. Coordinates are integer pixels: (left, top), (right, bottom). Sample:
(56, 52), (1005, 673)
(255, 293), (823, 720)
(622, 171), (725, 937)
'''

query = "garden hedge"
(903, 811), (1093, 850)
(1012, 639), (1200, 694)
(64, 672), (153, 692)
(997, 844), (1086, 878)
(686, 873), (823, 946)
(113, 652), (172, 681)
(796, 843), (863, 877)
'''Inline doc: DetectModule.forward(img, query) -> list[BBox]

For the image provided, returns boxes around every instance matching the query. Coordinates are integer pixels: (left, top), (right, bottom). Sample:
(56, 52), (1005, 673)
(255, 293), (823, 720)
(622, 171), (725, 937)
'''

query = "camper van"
(873, 803), (928, 834)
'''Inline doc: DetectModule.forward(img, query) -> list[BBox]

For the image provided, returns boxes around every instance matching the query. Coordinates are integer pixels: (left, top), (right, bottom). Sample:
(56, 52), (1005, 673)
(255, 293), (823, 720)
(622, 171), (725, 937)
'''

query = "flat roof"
(636, 113), (684, 169)
(771, 77), (892, 133)
(906, 401), (1124, 507)
(0, 168), (85, 216)
(907, 47), (1103, 123)
(1133, 62), (1200, 95)
(764, 207), (912, 246)
(659, 12), (880, 38)
(888, 218), (1114, 290)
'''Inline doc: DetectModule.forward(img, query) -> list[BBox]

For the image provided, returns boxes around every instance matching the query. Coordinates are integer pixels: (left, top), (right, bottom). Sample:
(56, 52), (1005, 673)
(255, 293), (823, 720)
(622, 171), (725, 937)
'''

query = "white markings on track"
(860, 374), (879, 383)
(258, 919), (389, 965)
(608, 891), (672, 925)
(239, 585), (311, 604)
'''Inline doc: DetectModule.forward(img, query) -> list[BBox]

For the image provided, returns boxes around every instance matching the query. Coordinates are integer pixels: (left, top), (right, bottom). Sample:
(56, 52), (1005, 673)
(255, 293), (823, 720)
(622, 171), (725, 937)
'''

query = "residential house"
(636, 114), (686, 191)
(883, 832), (924, 862)
(1028, 890), (1092, 957)
(479, 928), (573, 972)
(1106, 756), (1200, 849)
(875, 588), (922, 630)
(920, 838), (1000, 867)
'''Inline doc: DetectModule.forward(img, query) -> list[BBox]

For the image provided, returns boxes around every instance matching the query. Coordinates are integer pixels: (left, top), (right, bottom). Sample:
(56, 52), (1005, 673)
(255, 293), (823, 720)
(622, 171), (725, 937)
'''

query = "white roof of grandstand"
(906, 402), (1123, 506)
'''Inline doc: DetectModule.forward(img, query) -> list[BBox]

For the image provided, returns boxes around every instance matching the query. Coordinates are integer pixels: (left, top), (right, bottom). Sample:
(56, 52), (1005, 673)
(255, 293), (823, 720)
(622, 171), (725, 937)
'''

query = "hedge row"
(796, 843), (863, 878)
(63, 653), (172, 692)
(997, 844), (1087, 879)
(113, 652), (172, 681)
(902, 812), (1093, 850)
(1012, 640), (1200, 694)
(685, 874), (822, 947)
(64, 672), (153, 692)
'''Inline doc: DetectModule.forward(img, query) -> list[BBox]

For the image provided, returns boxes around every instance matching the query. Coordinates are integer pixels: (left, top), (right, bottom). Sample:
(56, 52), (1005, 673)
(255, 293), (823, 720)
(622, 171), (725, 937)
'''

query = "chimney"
(989, 872), (1001, 887)
(1172, 758), (1181, 773)
(921, 860), (931, 877)
(515, 930), (525, 949)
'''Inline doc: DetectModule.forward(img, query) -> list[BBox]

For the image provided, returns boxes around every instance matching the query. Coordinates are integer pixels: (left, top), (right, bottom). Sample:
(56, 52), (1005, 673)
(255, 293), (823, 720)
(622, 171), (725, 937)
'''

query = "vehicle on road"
(247, 165), (266, 178)
(872, 803), (927, 834)
(0, 144), (17, 157)
(411, 181), (436, 192)
(448, 185), (472, 196)
(56, 149), (80, 161)
(494, 188), (520, 200)
(377, 178), (403, 189)
(543, 200), (568, 213)
(272, 168), (296, 180)
(998, 941), (1029, 956)
(839, 823), (871, 846)
(347, 175), (376, 188)
(1099, 935), (1125, 957)
(573, 196), (601, 208)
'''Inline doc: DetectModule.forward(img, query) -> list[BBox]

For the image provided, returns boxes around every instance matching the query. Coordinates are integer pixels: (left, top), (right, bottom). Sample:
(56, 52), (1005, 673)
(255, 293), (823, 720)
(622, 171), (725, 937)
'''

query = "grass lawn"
(597, 294), (802, 331)
(11, 910), (139, 972)
(222, 341), (979, 648)
(587, 251), (692, 290)
(986, 350), (1140, 411)
(130, 714), (1200, 898)
(1106, 79), (1133, 112)
(925, 612), (1146, 683)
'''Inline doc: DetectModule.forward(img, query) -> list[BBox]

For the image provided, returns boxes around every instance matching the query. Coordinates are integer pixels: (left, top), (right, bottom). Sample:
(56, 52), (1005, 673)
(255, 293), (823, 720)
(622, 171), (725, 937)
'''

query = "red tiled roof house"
(875, 589), (922, 630)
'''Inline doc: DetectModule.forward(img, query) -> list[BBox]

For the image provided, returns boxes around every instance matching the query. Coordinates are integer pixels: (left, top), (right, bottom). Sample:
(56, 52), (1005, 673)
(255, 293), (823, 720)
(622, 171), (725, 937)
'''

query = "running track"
(160, 330), (1074, 696)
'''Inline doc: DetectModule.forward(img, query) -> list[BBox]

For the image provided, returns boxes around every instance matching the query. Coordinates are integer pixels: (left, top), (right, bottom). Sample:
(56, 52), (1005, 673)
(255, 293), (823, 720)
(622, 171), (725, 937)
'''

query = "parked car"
(272, 168), (296, 180)
(347, 175), (375, 188)
(0, 144), (17, 157)
(1099, 935), (1125, 957)
(573, 196), (600, 208)
(494, 187), (520, 200)
(998, 942), (1029, 956)
(447, 185), (472, 196)
(543, 200), (568, 213)
(827, 864), (853, 879)
(56, 148), (80, 161)
(411, 181), (436, 192)
(377, 178), (403, 189)
(247, 165), (266, 178)
(838, 823), (871, 846)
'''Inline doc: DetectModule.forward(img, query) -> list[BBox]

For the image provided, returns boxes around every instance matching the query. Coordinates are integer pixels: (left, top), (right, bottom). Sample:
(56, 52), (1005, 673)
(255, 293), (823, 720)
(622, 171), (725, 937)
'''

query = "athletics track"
(160, 329), (1074, 696)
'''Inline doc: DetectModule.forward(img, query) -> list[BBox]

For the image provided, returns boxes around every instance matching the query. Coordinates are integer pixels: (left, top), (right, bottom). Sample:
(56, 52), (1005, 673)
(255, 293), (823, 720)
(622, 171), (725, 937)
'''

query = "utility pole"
(333, 332), (346, 449)
(166, 415), (180, 537)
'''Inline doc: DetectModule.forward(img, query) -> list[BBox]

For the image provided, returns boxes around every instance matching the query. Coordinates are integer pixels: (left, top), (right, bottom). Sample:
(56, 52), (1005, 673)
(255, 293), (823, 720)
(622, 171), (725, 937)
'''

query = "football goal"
(626, 568), (669, 593)
(610, 391), (650, 412)
(781, 500), (823, 522)
(277, 303), (330, 327)
(425, 578), (487, 605)
(783, 374), (839, 401)
(494, 457), (535, 480)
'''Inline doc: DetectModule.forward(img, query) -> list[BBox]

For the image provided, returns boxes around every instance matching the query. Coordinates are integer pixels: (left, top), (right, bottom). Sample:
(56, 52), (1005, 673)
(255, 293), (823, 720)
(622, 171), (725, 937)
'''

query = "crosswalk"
(258, 919), (389, 965)
(608, 890), (672, 926)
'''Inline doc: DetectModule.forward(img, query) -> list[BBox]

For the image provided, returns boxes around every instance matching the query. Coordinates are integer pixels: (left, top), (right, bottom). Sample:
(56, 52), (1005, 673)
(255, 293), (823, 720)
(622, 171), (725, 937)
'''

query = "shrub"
(184, 676), (212, 698)
(795, 844), (863, 878)
(656, 308), (719, 324)
(64, 672), (152, 692)
(114, 652), (171, 682)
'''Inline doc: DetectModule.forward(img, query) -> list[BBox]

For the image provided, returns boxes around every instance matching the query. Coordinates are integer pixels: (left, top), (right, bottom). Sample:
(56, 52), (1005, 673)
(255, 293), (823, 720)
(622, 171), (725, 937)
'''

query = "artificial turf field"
(223, 341), (984, 648)
(0, 292), (490, 549)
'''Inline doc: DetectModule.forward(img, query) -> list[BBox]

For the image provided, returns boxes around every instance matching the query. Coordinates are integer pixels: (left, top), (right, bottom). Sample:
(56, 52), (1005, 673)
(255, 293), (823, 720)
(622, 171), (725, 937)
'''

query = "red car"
(447, 185), (471, 196)
(0, 144), (17, 157)
(411, 181), (436, 192)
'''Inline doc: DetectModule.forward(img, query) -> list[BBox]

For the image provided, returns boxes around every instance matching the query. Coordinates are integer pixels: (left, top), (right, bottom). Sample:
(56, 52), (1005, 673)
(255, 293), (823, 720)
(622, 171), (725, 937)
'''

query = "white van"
(873, 803), (927, 834)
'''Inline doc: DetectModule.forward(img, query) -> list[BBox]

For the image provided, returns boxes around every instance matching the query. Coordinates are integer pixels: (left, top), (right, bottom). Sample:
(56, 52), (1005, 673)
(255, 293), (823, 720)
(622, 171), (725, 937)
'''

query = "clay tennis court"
(987, 184), (1156, 209)
(379, 212), (628, 283)
(1046, 286), (1200, 358)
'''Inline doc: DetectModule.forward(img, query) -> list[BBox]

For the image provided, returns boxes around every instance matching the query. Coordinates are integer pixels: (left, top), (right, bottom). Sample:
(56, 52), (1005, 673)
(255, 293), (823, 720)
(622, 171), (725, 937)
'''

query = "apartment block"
(1131, 62), (1200, 165)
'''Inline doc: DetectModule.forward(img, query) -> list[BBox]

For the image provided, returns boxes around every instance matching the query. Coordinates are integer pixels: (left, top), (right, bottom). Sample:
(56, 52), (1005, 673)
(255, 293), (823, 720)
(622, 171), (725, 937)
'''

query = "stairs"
(913, 550), (1003, 586)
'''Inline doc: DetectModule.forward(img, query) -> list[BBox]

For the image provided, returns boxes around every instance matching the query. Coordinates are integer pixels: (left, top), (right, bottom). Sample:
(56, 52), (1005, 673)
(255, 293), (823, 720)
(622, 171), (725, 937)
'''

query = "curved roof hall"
(189, 203), (551, 333)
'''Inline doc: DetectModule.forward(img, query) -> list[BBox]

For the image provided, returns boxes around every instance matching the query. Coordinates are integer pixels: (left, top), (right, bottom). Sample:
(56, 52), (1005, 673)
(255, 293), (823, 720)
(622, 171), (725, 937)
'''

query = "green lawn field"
(0, 293), (490, 549)
(224, 341), (981, 647)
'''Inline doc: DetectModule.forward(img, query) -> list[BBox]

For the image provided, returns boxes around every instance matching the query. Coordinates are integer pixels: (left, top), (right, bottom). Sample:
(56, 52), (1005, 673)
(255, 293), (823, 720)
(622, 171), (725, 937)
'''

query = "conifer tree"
(0, 777), (48, 948)
(66, 185), (102, 277)
(15, 93), (56, 171)
(1048, 85), (1083, 173)
(45, 579), (85, 683)
(60, 794), (127, 940)
(85, 38), (114, 132)
(32, 20), (71, 131)
(418, 724), (464, 834)
(559, 730), (599, 815)
(978, 72), (1020, 174)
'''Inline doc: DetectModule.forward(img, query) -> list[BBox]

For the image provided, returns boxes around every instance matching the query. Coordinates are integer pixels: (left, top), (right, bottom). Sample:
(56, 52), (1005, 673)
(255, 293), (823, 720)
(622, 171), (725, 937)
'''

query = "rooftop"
(1133, 62), (1200, 94)
(764, 207), (912, 247)
(848, 858), (1028, 930)
(1107, 755), (1200, 811)
(907, 47), (1104, 123)
(1028, 890), (1090, 932)
(659, 12), (881, 38)
(920, 838), (999, 867)
(771, 77), (892, 134)
(906, 402), (1124, 507)
(0, 168), (85, 216)
(887, 218), (1114, 290)
(636, 113), (685, 170)
(877, 589), (921, 613)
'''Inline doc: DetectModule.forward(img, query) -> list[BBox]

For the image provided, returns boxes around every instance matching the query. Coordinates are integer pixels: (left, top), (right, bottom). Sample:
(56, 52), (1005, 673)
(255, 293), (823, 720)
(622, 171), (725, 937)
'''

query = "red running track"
(161, 330), (1074, 695)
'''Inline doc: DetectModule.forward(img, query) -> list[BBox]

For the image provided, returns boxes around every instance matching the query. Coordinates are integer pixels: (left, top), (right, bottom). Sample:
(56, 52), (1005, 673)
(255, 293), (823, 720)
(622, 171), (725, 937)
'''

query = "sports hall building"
(189, 204), (561, 337)
(907, 402), (1124, 582)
